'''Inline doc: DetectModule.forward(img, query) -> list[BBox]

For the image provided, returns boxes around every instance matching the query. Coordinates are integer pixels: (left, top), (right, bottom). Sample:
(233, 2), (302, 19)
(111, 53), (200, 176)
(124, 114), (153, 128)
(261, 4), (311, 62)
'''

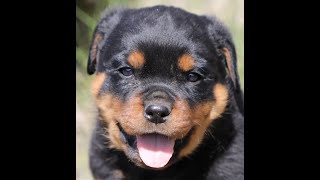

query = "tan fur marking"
(209, 84), (229, 120)
(178, 54), (195, 72)
(169, 100), (194, 139)
(128, 51), (145, 69)
(91, 73), (106, 97)
(96, 94), (122, 124)
(95, 93), (124, 150)
(108, 121), (126, 151)
(118, 96), (145, 135)
(93, 84), (228, 158)
(119, 97), (193, 139)
(103, 95), (193, 140)
(179, 83), (229, 158)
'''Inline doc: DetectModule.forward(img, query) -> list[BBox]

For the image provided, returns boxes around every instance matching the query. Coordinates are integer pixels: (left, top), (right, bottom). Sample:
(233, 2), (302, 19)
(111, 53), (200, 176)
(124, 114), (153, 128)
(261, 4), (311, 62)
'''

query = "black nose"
(144, 105), (170, 124)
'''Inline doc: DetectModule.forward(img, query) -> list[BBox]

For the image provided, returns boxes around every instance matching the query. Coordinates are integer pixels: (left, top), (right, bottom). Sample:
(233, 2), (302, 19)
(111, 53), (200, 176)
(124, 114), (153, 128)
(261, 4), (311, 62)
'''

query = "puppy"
(87, 5), (244, 180)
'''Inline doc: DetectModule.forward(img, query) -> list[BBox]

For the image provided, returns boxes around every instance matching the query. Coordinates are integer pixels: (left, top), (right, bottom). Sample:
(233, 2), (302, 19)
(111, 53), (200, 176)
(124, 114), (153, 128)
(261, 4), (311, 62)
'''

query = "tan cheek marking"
(178, 102), (212, 158)
(179, 83), (229, 158)
(95, 94), (117, 123)
(209, 83), (229, 120)
(178, 54), (195, 72)
(91, 73), (106, 97)
(118, 96), (145, 135)
(107, 120), (127, 151)
(95, 93), (126, 151)
(128, 51), (145, 69)
(120, 98), (194, 139)
(169, 100), (194, 139)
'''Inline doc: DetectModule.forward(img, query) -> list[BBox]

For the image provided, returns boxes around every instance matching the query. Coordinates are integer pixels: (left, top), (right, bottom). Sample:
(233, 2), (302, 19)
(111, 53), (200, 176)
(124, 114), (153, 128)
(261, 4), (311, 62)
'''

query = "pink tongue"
(137, 134), (175, 168)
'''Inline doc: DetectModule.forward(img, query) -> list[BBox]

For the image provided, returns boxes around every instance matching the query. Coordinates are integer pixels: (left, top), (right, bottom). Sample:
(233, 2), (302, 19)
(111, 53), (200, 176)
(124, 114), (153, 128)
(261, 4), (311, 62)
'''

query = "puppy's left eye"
(187, 72), (201, 82)
(119, 67), (133, 76)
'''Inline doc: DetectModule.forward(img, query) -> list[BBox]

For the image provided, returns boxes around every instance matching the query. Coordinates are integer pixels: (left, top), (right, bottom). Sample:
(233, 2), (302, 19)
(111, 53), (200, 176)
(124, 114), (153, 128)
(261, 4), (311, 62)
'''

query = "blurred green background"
(76, 0), (243, 179)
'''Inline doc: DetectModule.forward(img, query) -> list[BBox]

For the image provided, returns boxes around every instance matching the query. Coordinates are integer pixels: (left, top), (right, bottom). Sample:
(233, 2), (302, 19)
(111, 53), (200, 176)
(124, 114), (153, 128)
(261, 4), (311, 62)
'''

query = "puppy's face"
(88, 6), (239, 170)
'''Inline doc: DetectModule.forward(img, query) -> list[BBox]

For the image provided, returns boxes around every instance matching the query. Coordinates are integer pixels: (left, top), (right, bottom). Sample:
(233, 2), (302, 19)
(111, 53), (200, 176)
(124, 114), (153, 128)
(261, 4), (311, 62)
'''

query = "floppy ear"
(206, 17), (241, 90)
(220, 41), (241, 91)
(206, 16), (243, 114)
(86, 8), (125, 75)
(220, 40), (244, 115)
(87, 28), (104, 75)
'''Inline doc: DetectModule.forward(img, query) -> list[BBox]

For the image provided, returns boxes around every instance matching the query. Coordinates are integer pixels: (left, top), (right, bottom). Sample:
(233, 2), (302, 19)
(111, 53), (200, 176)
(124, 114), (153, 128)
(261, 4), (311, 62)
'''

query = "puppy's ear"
(87, 28), (104, 75)
(207, 16), (243, 114)
(221, 42), (244, 114)
(87, 8), (125, 75)
(206, 16), (241, 90)
(220, 41), (240, 91)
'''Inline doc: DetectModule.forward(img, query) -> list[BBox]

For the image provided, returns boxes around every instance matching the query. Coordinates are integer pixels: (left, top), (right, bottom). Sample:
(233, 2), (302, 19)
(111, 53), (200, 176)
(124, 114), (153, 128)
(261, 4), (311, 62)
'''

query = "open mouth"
(117, 123), (193, 169)
(137, 133), (175, 168)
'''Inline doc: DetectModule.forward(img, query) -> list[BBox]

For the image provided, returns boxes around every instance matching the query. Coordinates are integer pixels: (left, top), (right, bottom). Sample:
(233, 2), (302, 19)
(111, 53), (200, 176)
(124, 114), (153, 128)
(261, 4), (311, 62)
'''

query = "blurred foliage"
(76, 1), (243, 180)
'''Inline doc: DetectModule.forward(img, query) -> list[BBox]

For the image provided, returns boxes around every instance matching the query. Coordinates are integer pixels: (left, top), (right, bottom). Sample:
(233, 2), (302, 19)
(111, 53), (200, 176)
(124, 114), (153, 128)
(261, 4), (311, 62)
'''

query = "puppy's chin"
(117, 123), (194, 170)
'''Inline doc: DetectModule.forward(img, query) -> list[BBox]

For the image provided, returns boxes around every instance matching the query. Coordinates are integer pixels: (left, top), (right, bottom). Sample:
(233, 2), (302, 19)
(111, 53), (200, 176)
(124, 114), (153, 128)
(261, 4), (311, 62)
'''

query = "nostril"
(159, 107), (170, 117)
(145, 108), (154, 116)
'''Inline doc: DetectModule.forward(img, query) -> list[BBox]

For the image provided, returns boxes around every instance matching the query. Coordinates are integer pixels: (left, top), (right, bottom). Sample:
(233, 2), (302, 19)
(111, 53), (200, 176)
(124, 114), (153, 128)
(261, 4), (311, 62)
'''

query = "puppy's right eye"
(119, 67), (133, 76)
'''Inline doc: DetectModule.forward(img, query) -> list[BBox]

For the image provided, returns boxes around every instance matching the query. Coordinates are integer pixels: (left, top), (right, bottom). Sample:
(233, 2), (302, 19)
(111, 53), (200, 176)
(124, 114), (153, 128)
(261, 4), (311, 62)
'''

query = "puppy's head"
(87, 6), (240, 170)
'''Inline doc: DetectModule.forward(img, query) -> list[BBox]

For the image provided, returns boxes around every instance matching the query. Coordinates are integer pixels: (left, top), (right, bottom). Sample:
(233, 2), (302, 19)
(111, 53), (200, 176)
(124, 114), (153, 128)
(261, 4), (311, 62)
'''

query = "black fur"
(88, 6), (244, 180)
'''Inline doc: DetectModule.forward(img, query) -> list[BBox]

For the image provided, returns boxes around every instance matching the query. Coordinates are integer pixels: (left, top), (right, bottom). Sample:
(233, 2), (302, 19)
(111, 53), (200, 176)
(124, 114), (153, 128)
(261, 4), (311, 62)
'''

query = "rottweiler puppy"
(87, 5), (244, 180)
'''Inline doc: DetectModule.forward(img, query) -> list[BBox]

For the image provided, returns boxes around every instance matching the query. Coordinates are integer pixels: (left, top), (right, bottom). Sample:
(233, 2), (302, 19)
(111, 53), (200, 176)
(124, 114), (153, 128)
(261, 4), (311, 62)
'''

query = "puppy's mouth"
(137, 133), (175, 168)
(117, 123), (193, 169)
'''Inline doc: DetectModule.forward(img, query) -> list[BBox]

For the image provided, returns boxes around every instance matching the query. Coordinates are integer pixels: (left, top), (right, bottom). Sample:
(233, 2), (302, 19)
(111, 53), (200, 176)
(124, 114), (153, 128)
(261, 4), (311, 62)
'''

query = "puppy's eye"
(119, 67), (133, 76)
(187, 72), (201, 82)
